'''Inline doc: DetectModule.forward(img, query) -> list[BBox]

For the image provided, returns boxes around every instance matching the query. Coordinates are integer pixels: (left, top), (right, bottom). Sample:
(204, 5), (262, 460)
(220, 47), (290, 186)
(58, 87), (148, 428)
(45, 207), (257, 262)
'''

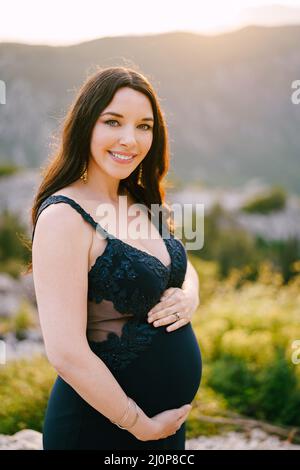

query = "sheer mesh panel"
(87, 298), (134, 342)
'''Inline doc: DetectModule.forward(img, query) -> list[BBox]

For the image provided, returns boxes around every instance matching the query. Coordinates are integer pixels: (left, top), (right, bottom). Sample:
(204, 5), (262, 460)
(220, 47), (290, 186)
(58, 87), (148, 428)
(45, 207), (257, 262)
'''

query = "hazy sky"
(1, 0), (300, 46)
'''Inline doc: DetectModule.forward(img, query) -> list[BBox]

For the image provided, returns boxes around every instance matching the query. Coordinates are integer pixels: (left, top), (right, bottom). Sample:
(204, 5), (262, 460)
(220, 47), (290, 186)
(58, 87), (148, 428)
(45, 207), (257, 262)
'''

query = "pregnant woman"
(29, 66), (202, 450)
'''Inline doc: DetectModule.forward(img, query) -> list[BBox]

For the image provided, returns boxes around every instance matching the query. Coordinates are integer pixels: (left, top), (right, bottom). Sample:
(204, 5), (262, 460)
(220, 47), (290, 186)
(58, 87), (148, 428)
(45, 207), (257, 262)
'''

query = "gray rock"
(1, 427), (300, 450)
(186, 428), (300, 450)
(0, 273), (22, 318)
(24, 328), (43, 342)
(0, 430), (42, 450)
(19, 273), (37, 307)
(0, 169), (40, 227)
(3, 339), (46, 362)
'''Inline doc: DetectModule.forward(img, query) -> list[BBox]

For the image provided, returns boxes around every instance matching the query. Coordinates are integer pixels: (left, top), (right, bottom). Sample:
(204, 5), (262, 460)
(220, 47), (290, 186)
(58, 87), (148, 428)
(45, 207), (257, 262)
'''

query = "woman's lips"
(108, 151), (135, 164)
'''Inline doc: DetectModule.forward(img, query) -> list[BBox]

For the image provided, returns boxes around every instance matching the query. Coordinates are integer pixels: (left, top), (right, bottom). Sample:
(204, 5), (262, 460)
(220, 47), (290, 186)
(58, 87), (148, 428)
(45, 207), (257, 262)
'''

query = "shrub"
(206, 355), (260, 416)
(193, 261), (300, 427)
(241, 186), (286, 214)
(0, 209), (31, 277)
(0, 164), (20, 178)
(0, 355), (56, 434)
(207, 350), (300, 426)
(191, 204), (261, 279)
(12, 300), (37, 340)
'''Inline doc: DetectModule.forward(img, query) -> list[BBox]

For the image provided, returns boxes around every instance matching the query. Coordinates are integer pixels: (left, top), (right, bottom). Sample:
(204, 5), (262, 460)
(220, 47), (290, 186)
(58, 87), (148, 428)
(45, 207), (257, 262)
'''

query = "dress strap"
(31, 194), (108, 243)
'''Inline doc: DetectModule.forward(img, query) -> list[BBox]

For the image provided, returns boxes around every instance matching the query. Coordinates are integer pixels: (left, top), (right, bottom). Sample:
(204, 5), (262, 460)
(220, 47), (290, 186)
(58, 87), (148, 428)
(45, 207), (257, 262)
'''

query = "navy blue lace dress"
(32, 194), (202, 450)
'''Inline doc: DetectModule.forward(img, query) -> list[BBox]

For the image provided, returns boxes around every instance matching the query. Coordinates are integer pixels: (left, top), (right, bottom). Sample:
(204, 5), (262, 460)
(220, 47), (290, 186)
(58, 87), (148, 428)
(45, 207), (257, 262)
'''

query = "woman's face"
(89, 87), (154, 181)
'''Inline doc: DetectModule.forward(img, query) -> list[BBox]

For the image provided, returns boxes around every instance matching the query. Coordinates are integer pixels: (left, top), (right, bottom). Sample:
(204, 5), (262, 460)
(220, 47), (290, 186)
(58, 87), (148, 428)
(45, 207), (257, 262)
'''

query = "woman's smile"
(108, 150), (137, 164)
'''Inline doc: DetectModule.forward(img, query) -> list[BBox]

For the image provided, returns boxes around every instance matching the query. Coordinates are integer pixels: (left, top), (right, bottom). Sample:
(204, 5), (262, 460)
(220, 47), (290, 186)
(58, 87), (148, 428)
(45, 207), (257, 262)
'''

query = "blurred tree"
(241, 186), (287, 214)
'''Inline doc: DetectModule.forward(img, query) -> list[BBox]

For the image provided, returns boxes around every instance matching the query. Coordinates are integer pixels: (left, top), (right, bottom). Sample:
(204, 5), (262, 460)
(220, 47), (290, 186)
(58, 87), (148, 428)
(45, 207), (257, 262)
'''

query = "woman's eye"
(140, 124), (153, 131)
(105, 119), (119, 127)
(104, 120), (152, 130)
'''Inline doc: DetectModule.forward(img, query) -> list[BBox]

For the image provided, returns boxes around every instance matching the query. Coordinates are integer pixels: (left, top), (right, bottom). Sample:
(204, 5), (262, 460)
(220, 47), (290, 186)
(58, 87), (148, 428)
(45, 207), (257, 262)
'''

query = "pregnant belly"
(116, 322), (202, 414)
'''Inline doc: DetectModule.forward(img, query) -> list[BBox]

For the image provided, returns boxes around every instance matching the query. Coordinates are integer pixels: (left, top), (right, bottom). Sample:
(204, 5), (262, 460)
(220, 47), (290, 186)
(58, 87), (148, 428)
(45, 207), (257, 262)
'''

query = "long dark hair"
(25, 66), (174, 274)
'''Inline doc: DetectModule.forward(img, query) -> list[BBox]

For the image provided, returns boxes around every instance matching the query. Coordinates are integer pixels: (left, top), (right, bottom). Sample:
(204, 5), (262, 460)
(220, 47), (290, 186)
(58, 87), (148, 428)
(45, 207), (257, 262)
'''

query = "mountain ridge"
(1, 26), (300, 192)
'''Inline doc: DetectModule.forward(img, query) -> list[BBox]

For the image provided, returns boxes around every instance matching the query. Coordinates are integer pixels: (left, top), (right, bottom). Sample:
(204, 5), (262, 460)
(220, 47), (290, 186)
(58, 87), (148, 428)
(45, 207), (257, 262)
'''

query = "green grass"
(191, 257), (300, 428)
(0, 355), (56, 435)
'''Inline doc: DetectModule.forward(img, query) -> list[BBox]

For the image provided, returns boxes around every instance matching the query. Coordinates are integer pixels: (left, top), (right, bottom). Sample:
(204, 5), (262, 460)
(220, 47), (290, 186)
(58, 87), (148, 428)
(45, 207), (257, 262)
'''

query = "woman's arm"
(32, 203), (151, 437)
(182, 259), (200, 308)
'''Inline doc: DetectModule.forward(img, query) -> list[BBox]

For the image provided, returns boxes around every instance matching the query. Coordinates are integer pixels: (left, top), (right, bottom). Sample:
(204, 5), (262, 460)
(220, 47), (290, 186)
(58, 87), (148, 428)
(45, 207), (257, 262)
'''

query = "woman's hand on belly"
(147, 285), (199, 332)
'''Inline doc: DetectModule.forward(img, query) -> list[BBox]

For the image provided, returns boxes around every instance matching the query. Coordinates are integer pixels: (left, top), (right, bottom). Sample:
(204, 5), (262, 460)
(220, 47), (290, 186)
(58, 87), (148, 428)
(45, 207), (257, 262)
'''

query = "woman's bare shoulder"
(34, 190), (92, 248)
(35, 186), (90, 246)
(51, 183), (104, 208)
(51, 182), (83, 200)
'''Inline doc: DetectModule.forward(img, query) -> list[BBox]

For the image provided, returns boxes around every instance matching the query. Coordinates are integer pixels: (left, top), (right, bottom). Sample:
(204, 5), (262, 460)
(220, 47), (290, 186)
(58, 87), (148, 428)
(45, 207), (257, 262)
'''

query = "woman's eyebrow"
(100, 111), (154, 122)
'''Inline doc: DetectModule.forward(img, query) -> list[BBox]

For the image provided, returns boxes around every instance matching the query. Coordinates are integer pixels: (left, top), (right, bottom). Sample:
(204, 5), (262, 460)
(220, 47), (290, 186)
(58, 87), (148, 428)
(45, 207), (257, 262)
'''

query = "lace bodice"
(32, 194), (188, 371)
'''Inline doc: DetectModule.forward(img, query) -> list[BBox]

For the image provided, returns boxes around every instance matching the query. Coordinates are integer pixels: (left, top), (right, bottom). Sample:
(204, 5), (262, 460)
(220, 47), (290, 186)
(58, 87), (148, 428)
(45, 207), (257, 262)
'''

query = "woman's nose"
(118, 127), (138, 145)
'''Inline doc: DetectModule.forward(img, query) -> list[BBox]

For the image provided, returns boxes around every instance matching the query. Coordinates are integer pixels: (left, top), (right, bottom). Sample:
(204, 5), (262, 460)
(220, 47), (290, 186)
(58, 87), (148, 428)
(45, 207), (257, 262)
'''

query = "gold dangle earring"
(137, 164), (143, 185)
(80, 165), (88, 184)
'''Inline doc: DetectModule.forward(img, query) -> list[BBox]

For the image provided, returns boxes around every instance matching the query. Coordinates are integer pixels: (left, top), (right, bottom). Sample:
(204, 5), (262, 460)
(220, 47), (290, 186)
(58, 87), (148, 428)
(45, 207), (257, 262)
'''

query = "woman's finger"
(150, 304), (184, 324)
(166, 318), (189, 332)
(148, 295), (177, 318)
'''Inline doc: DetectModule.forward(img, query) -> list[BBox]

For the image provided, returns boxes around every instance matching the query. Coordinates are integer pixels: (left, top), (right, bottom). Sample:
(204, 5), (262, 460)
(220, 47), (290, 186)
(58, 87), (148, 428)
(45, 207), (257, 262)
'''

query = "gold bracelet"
(122, 400), (139, 430)
(111, 396), (131, 428)
(111, 398), (139, 430)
